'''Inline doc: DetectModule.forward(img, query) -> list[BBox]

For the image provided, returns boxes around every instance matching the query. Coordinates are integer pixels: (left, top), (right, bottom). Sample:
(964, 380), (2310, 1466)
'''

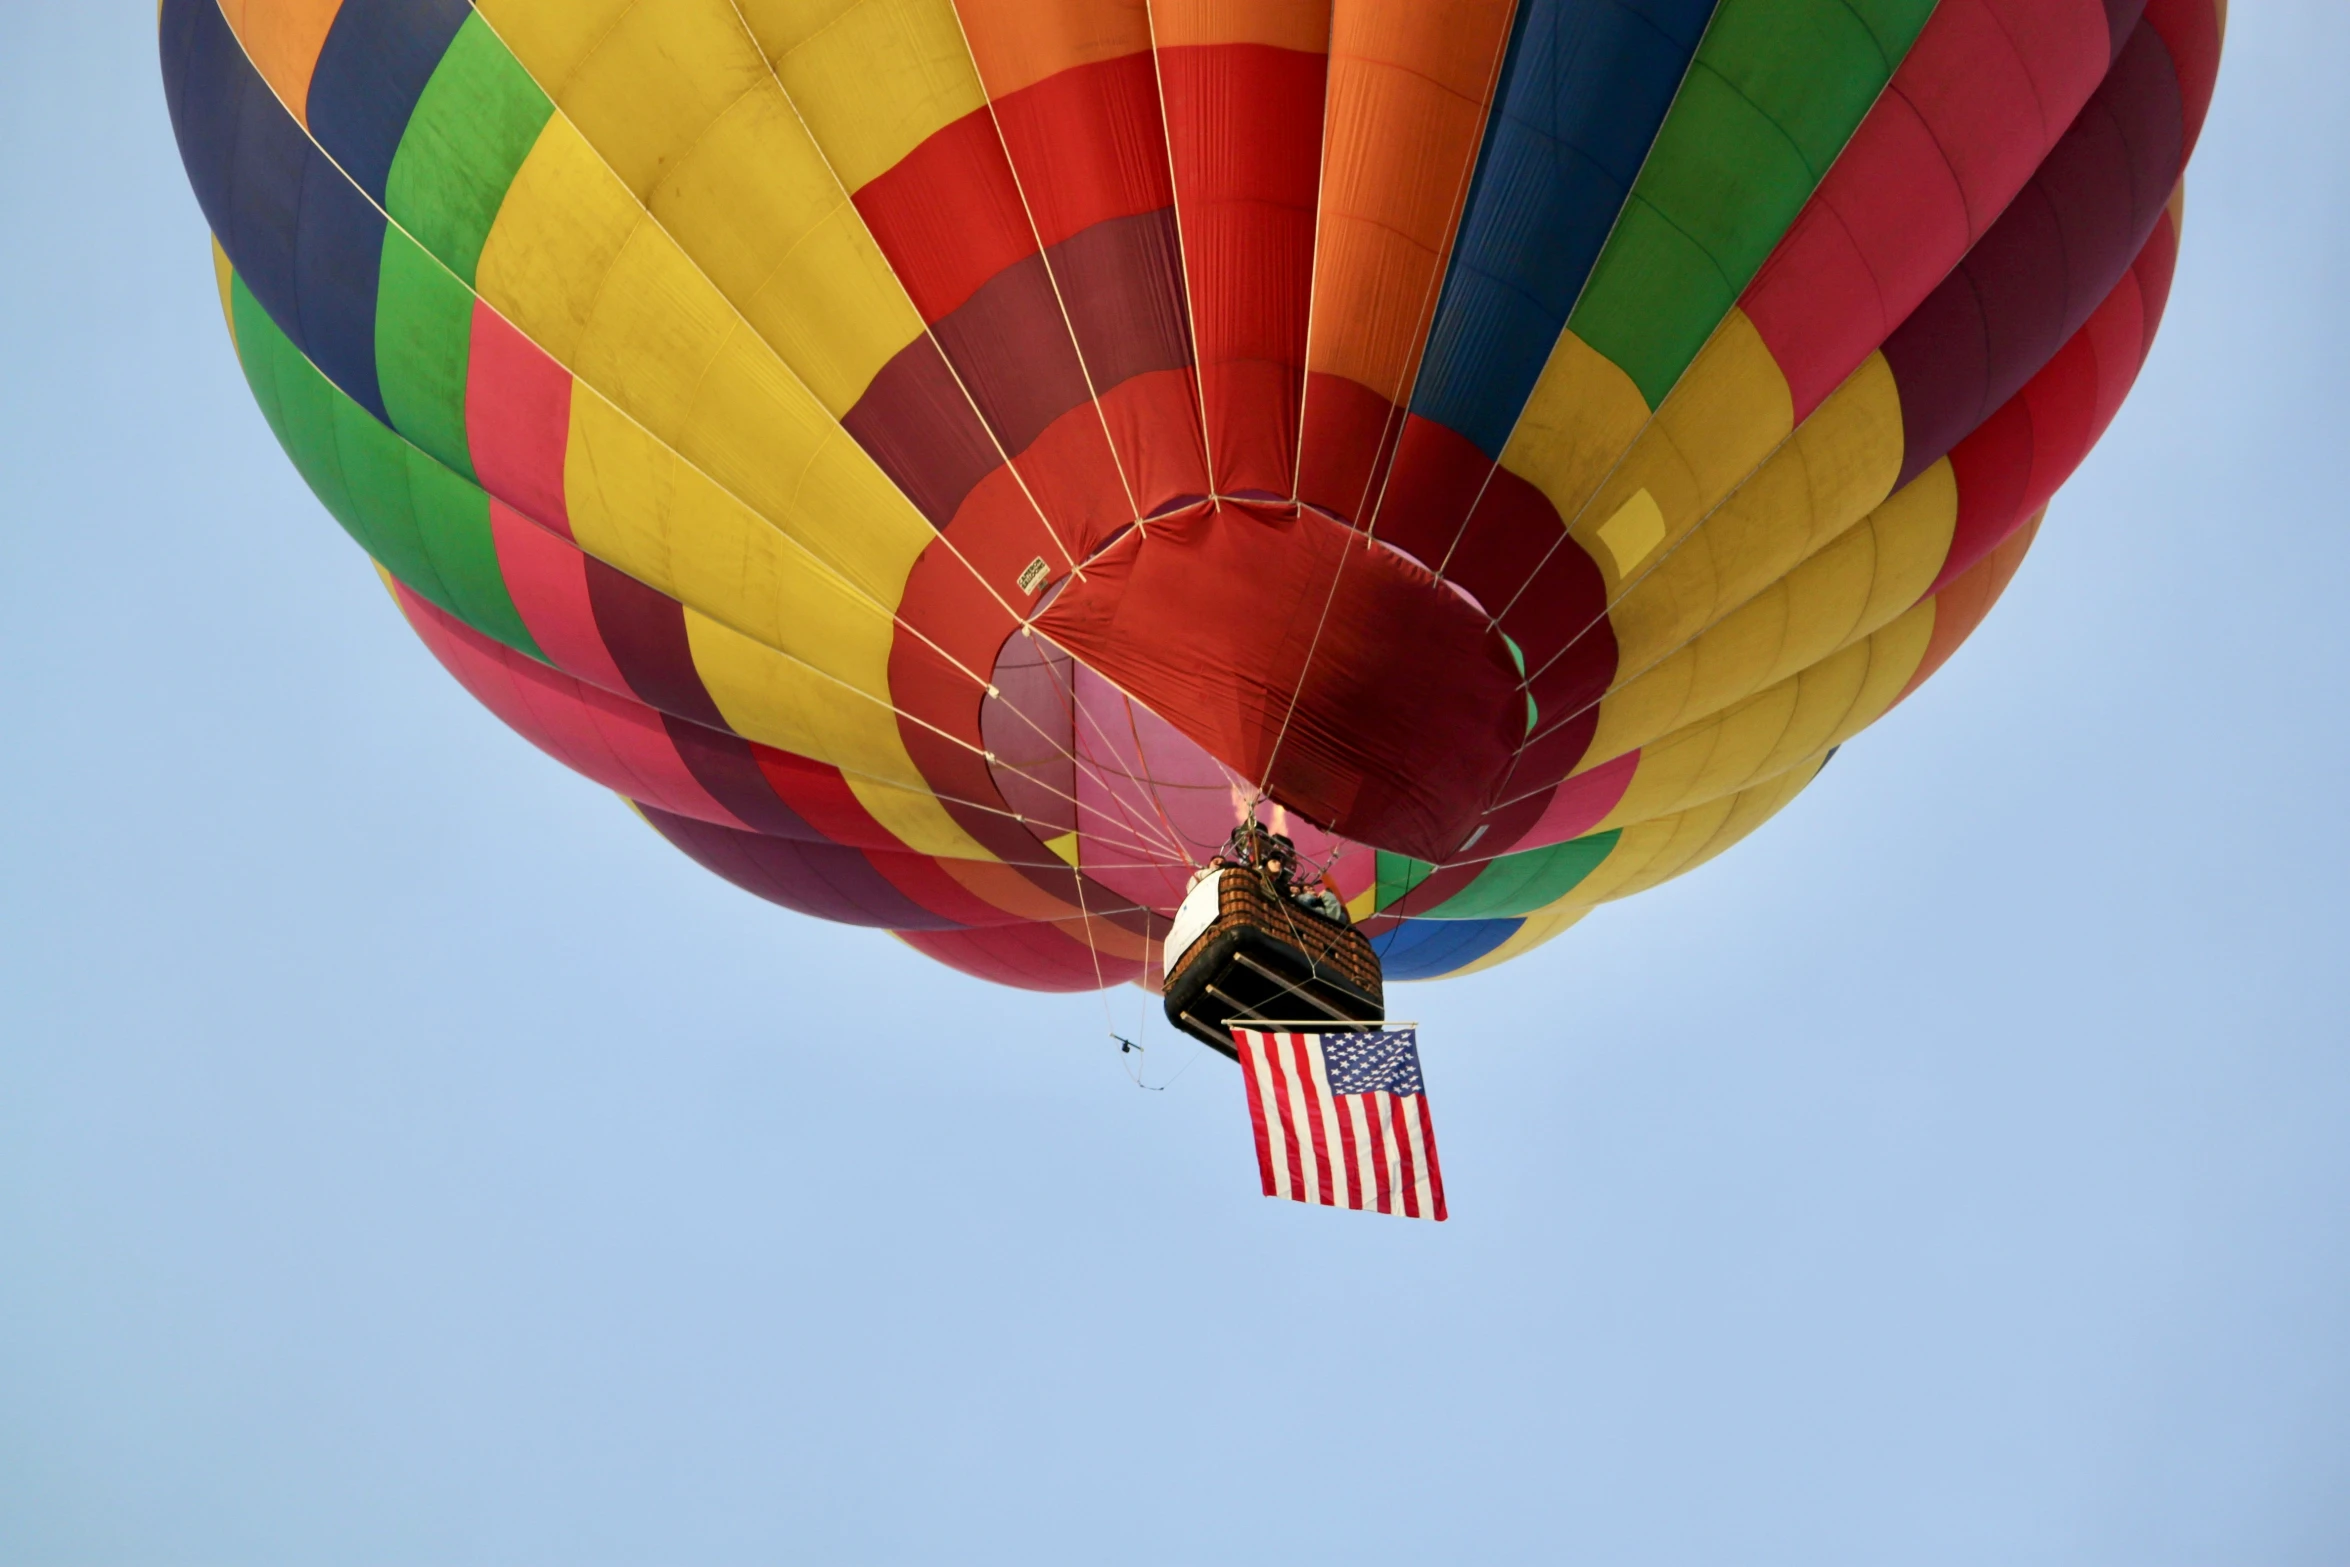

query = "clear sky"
(4, 6), (2346, 1564)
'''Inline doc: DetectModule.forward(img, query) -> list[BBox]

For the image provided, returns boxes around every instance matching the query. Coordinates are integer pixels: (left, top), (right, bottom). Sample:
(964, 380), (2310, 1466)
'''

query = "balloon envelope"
(162, 0), (2222, 991)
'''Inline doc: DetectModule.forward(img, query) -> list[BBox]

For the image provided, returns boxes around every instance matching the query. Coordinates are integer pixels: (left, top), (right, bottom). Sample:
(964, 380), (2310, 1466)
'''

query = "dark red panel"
(896, 921), (1145, 992)
(581, 554), (732, 733)
(1295, 373), (1407, 528)
(1742, 0), (2132, 422)
(1930, 210), (2177, 592)
(1883, 15), (2193, 485)
(639, 805), (970, 931)
(1034, 500), (1523, 861)
(929, 251), (1097, 458)
(841, 334), (1006, 528)
(661, 717), (821, 841)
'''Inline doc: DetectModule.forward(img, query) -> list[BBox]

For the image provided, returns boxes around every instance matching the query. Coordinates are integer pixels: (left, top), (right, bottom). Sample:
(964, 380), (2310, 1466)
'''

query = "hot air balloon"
(161, 0), (2223, 1031)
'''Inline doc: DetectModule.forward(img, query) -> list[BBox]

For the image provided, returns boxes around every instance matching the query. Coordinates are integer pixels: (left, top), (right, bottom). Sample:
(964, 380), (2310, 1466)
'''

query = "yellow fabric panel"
(494, 1), (768, 202)
(1602, 353), (1908, 675)
(1579, 756), (1827, 907)
(1149, 0), (1331, 50)
(563, 391), (923, 677)
(737, 0), (990, 193)
(469, 0), (634, 95)
(683, 614), (998, 864)
(1559, 311), (1796, 595)
(480, 119), (935, 611)
(1307, 0), (1513, 401)
(951, 0), (1151, 97)
(473, 116), (643, 368)
(1447, 903), (1588, 977)
(217, 0), (344, 122)
(647, 88), (924, 415)
(1500, 330), (1651, 547)
(1593, 601), (1935, 829)
(683, 609), (907, 774)
(211, 235), (237, 347)
(1585, 457), (1955, 763)
(479, 1), (923, 414)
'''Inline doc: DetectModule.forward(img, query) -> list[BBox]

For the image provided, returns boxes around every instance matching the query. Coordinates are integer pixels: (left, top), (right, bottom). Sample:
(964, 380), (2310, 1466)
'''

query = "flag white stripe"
(1301, 1038), (1350, 1208)
(1400, 1088), (1434, 1218)
(1280, 1033), (1323, 1205)
(1375, 1091), (1404, 1216)
(1347, 1093), (1376, 1211)
(1243, 1032), (1292, 1201)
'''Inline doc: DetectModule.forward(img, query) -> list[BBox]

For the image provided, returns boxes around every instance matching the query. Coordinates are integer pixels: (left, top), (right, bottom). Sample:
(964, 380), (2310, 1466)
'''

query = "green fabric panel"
(383, 12), (554, 286)
(232, 274), (541, 660)
(1570, 0), (1937, 407)
(1424, 830), (1623, 920)
(375, 227), (477, 481)
(1376, 850), (1440, 911)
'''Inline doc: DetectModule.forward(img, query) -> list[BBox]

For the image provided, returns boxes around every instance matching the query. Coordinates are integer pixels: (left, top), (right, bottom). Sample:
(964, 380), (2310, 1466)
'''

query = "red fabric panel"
(1097, 368), (1212, 519)
(750, 745), (909, 854)
(1743, 0), (2129, 422)
(1034, 499), (1522, 861)
(895, 922), (1145, 992)
(393, 581), (745, 828)
(488, 498), (629, 695)
(990, 52), (1174, 247)
(465, 300), (571, 538)
(2144, 0), (2223, 153)
(1930, 210), (2178, 593)
(1295, 373), (1407, 525)
(1157, 43), (1328, 497)
(1494, 749), (1640, 854)
(852, 108), (1033, 322)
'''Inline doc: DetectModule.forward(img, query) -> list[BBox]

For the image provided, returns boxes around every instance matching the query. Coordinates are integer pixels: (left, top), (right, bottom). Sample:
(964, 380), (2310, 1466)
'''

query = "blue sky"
(4, 6), (2346, 1563)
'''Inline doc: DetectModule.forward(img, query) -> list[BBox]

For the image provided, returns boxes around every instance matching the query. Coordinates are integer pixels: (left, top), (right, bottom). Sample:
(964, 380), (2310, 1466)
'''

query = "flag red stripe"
(1335, 1092), (1366, 1211)
(1415, 1091), (1447, 1222)
(1390, 1092), (1421, 1219)
(1236, 1032), (1279, 1197)
(1262, 1032), (1308, 1202)
(1292, 1034), (1339, 1208)
(1364, 1090), (1395, 1215)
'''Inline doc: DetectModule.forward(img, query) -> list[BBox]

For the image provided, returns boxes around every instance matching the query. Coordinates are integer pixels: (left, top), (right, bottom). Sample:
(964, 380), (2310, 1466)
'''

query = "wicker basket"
(1166, 867), (1382, 1001)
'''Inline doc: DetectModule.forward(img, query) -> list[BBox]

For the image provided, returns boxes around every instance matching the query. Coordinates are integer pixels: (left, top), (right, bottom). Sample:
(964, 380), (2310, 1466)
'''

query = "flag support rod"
(1220, 1018), (1420, 1030)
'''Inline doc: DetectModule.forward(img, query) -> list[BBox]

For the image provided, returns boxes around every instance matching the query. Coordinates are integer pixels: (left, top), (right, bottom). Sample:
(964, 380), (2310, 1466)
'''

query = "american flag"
(1231, 1028), (1447, 1221)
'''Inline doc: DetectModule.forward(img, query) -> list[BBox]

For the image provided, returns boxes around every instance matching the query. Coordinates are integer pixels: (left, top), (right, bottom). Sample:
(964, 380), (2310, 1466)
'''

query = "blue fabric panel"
(160, 0), (389, 421)
(1410, 0), (1720, 459)
(291, 154), (389, 421)
(1371, 916), (1523, 980)
(306, 0), (474, 201)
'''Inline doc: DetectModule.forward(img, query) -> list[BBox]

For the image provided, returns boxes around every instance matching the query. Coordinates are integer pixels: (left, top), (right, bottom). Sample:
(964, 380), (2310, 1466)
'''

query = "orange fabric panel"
(951, 0), (1151, 98)
(1150, 0), (1330, 51)
(217, 0), (345, 122)
(1301, 0), (1515, 512)
(1896, 510), (2044, 703)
